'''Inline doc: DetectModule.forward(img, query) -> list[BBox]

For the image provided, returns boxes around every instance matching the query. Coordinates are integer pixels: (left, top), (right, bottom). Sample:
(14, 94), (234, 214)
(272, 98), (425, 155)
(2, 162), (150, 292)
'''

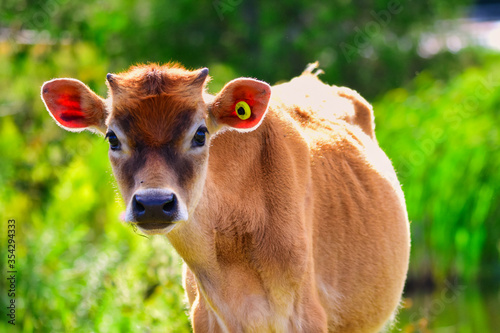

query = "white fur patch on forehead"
(104, 98), (114, 126)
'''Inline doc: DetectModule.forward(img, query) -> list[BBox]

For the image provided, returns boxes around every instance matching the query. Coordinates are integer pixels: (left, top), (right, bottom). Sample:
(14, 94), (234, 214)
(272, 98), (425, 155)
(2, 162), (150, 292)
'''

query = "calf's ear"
(41, 78), (107, 134)
(209, 78), (271, 131)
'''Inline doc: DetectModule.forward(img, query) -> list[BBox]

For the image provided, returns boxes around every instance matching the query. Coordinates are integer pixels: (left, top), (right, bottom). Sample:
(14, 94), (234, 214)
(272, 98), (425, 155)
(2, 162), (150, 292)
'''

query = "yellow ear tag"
(235, 101), (251, 120)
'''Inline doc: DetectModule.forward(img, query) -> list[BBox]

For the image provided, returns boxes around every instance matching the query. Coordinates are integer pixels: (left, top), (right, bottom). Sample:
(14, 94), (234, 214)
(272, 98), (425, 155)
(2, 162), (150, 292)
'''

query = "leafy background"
(0, 0), (499, 332)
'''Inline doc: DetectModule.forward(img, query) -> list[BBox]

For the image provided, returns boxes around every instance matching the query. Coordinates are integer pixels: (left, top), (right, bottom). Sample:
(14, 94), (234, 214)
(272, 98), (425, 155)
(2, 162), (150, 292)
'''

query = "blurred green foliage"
(1, 0), (472, 98)
(0, 0), (499, 332)
(374, 52), (500, 284)
(390, 283), (500, 332)
(0, 44), (191, 332)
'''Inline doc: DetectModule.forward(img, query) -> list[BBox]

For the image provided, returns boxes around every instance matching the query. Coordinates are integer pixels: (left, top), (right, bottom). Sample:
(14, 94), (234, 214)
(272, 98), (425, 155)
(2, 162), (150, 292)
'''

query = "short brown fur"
(41, 63), (410, 333)
(108, 63), (207, 147)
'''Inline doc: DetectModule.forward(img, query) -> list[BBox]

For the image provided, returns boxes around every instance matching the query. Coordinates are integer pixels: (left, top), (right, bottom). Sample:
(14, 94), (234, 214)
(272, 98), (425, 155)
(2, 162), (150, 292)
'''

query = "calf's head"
(41, 64), (271, 234)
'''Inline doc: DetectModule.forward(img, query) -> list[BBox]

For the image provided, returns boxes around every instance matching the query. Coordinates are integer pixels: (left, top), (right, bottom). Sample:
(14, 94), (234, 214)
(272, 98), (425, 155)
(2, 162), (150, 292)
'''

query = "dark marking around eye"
(106, 131), (121, 150)
(192, 126), (208, 147)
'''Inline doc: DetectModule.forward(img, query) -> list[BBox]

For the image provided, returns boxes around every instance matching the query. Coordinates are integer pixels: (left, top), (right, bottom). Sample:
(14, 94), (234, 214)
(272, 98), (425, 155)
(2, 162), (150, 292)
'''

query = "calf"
(41, 62), (410, 332)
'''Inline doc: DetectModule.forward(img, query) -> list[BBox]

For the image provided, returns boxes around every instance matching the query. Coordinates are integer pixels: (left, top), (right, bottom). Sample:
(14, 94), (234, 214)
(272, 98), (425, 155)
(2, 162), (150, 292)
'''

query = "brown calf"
(41, 62), (410, 332)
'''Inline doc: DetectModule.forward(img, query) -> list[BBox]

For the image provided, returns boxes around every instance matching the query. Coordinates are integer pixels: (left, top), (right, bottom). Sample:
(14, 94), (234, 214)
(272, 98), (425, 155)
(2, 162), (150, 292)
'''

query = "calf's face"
(41, 64), (271, 235)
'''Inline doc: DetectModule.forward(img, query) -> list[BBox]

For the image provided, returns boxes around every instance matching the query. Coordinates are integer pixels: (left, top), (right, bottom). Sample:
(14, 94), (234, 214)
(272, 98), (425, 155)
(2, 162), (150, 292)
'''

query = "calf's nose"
(132, 189), (179, 222)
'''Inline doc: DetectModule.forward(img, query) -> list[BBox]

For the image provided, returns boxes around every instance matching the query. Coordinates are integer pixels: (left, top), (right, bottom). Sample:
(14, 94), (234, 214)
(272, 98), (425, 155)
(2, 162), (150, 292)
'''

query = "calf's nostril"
(136, 202), (145, 213)
(163, 196), (176, 213)
(133, 195), (146, 214)
(132, 190), (179, 222)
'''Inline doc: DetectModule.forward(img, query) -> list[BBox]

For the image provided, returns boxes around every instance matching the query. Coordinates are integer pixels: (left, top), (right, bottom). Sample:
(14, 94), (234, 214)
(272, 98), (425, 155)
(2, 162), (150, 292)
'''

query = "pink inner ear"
(52, 93), (89, 128)
(227, 99), (260, 129)
(218, 83), (270, 129)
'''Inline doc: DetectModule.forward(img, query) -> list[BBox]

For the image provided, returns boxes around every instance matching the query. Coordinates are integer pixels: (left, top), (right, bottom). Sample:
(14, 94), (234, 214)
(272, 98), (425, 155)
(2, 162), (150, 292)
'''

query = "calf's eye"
(192, 126), (208, 147)
(105, 131), (121, 150)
